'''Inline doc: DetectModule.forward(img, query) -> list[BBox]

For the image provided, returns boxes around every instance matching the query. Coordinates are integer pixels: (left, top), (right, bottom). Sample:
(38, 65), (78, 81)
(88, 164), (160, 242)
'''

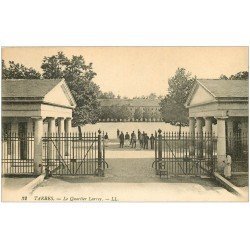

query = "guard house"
(185, 79), (248, 172)
(2, 79), (76, 174)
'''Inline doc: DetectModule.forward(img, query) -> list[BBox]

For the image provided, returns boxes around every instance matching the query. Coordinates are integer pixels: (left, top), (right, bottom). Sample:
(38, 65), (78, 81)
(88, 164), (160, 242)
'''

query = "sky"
(2, 47), (248, 98)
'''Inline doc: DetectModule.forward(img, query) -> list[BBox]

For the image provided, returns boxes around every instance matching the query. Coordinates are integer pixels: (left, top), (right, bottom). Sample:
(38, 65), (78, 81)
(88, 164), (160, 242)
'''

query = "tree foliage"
(134, 107), (143, 120)
(100, 105), (132, 121)
(229, 71), (248, 80)
(2, 60), (41, 79)
(219, 74), (228, 80)
(160, 68), (196, 130)
(219, 71), (248, 80)
(98, 91), (116, 99)
(41, 52), (101, 127)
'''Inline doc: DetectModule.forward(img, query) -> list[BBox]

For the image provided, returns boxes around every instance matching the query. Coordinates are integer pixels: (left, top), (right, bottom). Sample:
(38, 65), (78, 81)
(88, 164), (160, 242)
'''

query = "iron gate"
(42, 130), (107, 176)
(227, 132), (248, 172)
(153, 130), (217, 177)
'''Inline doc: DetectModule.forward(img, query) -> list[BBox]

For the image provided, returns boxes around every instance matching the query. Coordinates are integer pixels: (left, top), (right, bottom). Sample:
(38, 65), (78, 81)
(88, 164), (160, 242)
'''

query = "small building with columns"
(2, 79), (76, 174)
(185, 79), (248, 171)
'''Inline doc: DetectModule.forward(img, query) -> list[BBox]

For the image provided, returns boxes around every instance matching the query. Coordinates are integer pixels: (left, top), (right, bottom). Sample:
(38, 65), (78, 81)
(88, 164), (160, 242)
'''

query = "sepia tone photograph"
(1, 46), (249, 202)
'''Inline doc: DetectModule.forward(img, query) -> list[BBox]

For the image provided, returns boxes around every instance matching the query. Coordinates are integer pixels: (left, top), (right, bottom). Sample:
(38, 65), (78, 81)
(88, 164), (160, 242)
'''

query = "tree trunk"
(178, 124), (182, 140)
(78, 125), (82, 140)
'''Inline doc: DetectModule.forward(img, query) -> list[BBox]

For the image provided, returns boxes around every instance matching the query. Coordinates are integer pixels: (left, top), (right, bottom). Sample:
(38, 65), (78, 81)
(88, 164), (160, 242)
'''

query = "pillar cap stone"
(215, 116), (228, 120)
(31, 116), (44, 120)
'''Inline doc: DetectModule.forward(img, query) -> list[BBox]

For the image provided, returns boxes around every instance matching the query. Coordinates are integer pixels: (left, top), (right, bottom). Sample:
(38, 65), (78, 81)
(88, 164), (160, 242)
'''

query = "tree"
(143, 108), (151, 121)
(219, 71), (248, 80)
(134, 107), (143, 121)
(41, 52), (69, 79)
(229, 71), (248, 80)
(160, 68), (196, 136)
(219, 74), (228, 80)
(98, 91), (116, 99)
(148, 93), (157, 100)
(41, 52), (101, 134)
(2, 60), (41, 79)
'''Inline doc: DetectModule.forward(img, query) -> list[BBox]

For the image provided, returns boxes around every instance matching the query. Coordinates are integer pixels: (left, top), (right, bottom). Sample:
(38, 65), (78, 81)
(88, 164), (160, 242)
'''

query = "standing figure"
(138, 133), (143, 150)
(150, 134), (155, 149)
(117, 129), (120, 138)
(131, 131), (137, 148)
(119, 131), (124, 148)
(224, 155), (232, 179)
(141, 131), (145, 148)
(144, 133), (149, 149)
(104, 132), (109, 147)
(125, 132), (130, 147)
(138, 129), (141, 141)
(130, 131), (133, 145)
(141, 131), (146, 149)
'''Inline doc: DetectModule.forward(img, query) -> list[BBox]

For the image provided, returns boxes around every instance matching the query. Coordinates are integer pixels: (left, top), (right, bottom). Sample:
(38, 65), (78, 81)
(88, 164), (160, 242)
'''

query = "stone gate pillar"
(57, 117), (65, 157)
(64, 118), (72, 156)
(189, 117), (195, 156)
(196, 117), (203, 158)
(216, 117), (227, 171)
(205, 117), (213, 157)
(226, 118), (234, 155)
(47, 117), (56, 163)
(33, 117), (43, 174)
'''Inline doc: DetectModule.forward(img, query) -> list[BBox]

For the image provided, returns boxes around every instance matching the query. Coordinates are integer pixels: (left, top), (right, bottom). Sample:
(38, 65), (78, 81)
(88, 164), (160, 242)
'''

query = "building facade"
(99, 98), (162, 121)
(185, 79), (248, 171)
(2, 79), (76, 174)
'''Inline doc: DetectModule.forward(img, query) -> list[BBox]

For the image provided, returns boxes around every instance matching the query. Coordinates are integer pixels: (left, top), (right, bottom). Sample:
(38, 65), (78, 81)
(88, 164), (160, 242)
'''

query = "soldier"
(150, 134), (155, 149)
(144, 133), (149, 149)
(104, 132), (109, 147)
(141, 131), (145, 148)
(131, 131), (137, 148)
(117, 129), (120, 138)
(125, 132), (130, 147)
(119, 131), (124, 148)
(138, 129), (141, 141)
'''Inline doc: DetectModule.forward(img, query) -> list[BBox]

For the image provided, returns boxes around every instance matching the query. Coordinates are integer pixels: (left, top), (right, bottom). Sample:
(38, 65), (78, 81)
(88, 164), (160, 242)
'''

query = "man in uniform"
(119, 131), (124, 148)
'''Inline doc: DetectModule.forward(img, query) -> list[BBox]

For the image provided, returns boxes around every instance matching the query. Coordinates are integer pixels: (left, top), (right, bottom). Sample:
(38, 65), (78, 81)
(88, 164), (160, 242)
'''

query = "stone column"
(47, 117), (56, 163)
(33, 117), (43, 174)
(58, 118), (65, 135)
(189, 117), (195, 156)
(216, 117), (227, 171)
(27, 118), (34, 134)
(204, 117), (213, 158)
(57, 118), (65, 157)
(11, 120), (19, 159)
(65, 118), (72, 134)
(196, 117), (203, 158)
(47, 117), (56, 135)
(240, 119), (248, 154)
(27, 118), (34, 160)
(241, 119), (248, 136)
(226, 118), (234, 155)
(64, 118), (72, 156)
(204, 117), (213, 134)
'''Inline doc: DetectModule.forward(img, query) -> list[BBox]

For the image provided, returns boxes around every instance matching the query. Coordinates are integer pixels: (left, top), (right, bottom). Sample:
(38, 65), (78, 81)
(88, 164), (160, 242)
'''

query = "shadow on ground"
(52, 157), (222, 190)
(229, 174), (248, 187)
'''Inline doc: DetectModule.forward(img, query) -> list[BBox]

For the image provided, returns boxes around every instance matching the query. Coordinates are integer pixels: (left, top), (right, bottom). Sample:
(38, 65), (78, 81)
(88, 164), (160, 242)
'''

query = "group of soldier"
(117, 129), (155, 150)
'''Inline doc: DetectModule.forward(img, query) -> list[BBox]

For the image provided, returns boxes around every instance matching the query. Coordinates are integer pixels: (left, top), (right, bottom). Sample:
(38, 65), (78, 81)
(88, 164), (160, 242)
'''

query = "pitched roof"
(99, 98), (160, 107)
(197, 79), (248, 98)
(2, 79), (63, 98)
